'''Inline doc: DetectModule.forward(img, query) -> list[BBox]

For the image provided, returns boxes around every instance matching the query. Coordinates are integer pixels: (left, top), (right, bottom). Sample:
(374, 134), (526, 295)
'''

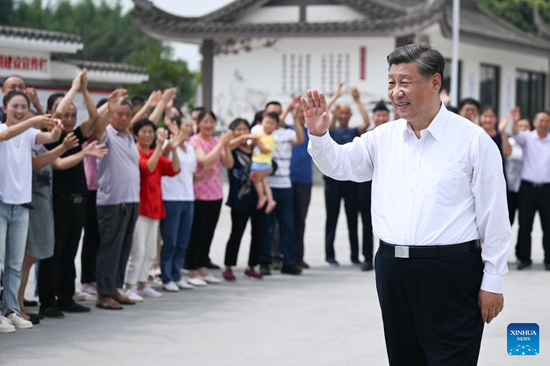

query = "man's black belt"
(380, 240), (479, 259)
(521, 180), (550, 188)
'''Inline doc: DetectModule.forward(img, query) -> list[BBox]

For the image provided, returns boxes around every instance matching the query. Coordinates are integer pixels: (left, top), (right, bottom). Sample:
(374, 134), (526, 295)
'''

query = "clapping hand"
(169, 130), (186, 149)
(156, 128), (169, 147)
(24, 87), (40, 106)
(71, 70), (84, 91)
(334, 82), (344, 98)
(511, 106), (521, 123)
(107, 89), (128, 113)
(84, 141), (109, 158)
(164, 118), (180, 136)
(219, 130), (235, 146)
(30, 115), (60, 131)
(80, 69), (88, 92)
(148, 90), (162, 107)
(301, 90), (330, 137)
(62, 132), (79, 150)
(161, 88), (177, 105)
(350, 86), (360, 102)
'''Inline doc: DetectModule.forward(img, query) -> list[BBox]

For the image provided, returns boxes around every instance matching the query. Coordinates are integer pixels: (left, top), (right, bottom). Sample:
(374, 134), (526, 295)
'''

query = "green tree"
(479, 0), (550, 34)
(3, 0), (198, 108)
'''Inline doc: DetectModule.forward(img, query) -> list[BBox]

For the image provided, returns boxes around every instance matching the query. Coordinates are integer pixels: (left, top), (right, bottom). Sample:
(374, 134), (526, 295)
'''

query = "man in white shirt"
(305, 44), (510, 366)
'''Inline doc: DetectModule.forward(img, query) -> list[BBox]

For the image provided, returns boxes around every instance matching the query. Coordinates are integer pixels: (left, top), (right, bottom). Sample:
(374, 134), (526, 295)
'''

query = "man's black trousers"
(375, 246), (484, 366)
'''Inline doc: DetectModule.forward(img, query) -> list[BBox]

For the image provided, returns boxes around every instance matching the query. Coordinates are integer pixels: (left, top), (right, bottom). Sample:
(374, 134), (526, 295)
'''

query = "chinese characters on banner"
(0, 54), (49, 73)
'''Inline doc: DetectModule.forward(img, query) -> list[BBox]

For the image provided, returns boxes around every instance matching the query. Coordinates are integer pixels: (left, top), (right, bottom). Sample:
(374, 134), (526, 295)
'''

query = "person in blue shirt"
(323, 84), (370, 266)
(288, 100), (312, 269)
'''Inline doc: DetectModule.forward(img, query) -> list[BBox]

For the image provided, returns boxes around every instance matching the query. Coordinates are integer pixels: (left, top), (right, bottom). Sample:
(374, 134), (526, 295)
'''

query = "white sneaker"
(137, 286), (163, 298)
(81, 283), (97, 295)
(0, 316), (15, 333)
(163, 281), (179, 292)
(124, 288), (145, 302)
(6, 313), (33, 329)
(176, 279), (194, 290)
(187, 277), (207, 287)
(201, 275), (222, 284)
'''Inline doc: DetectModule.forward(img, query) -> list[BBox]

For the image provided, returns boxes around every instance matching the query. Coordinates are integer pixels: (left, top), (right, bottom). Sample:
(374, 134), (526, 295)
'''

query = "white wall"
(213, 37), (395, 127)
(306, 5), (366, 22)
(238, 6), (300, 23)
(422, 24), (549, 117)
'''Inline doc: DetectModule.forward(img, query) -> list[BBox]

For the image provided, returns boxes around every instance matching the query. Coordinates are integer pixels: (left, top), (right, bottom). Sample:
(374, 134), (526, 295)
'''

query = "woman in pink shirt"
(186, 110), (234, 286)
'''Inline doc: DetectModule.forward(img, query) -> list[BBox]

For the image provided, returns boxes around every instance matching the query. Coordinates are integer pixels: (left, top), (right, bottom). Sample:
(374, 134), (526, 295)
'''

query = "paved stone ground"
(1, 185), (549, 366)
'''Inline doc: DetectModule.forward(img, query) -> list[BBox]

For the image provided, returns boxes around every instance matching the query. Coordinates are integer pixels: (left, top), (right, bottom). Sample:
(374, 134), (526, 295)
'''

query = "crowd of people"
(0, 69), (548, 334)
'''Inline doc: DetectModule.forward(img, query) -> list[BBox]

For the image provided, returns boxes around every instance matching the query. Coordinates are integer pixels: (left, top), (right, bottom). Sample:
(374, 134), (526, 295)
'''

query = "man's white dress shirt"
(308, 104), (510, 293)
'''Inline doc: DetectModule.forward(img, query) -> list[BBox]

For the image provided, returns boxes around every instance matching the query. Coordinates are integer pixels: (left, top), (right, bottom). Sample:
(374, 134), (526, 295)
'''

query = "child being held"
(251, 112), (278, 213)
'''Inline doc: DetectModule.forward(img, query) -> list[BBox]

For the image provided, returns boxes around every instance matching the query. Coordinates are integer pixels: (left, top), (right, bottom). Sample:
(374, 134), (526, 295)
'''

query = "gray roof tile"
(0, 24), (82, 44)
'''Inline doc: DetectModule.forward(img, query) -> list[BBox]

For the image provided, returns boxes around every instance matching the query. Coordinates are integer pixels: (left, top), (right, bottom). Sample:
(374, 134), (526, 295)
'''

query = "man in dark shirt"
(39, 71), (99, 318)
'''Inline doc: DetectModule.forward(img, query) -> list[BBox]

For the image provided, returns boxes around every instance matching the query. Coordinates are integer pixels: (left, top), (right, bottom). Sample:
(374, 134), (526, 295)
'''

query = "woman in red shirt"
(124, 119), (184, 301)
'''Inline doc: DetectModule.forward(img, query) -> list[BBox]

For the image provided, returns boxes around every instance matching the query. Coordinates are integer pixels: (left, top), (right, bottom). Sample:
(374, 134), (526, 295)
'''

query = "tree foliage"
(479, 0), (550, 35)
(2, 0), (197, 107)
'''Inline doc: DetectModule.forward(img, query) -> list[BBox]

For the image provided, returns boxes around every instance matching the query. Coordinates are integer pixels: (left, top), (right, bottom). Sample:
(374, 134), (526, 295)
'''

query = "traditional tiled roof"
(132, 0), (443, 39)
(131, 0), (550, 56)
(0, 24), (82, 44)
(54, 58), (149, 75)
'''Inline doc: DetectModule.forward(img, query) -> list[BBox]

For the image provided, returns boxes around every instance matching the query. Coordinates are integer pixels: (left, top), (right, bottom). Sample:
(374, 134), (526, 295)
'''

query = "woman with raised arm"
(186, 110), (234, 286)
(0, 91), (63, 333)
(123, 120), (183, 301)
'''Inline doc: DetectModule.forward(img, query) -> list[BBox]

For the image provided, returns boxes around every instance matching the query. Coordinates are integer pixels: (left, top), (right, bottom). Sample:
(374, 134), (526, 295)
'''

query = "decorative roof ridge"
(53, 57), (149, 75)
(0, 24), (82, 43)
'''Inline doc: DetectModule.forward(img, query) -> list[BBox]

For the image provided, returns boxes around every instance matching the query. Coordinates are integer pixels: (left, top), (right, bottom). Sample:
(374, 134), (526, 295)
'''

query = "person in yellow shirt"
(251, 112), (278, 213)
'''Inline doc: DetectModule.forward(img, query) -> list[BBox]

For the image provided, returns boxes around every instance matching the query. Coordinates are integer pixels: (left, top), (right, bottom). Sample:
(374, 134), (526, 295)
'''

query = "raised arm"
(94, 89), (127, 143)
(130, 90), (161, 129)
(498, 115), (512, 157)
(220, 131), (235, 169)
(194, 131), (234, 168)
(326, 82), (344, 110)
(166, 130), (186, 173)
(35, 119), (64, 145)
(303, 89), (375, 182)
(291, 116), (305, 146)
(0, 115), (56, 142)
(350, 86), (370, 134)
(511, 106), (521, 137)
(146, 130), (169, 173)
(79, 70), (100, 138)
(53, 140), (108, 171)
(52, 71), (83, 119)
(24, 87), (44, 115)
(33, 133), (79, 169)
(329, 104), (340, 133)
(280, 95), (301, 127)
(148, 88), (176, 126)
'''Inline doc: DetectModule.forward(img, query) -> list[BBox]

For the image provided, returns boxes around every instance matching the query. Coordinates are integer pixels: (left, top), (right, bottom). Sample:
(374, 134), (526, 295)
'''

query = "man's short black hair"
(264, 101), (282, 111)
(131, 96), (146, 107)
(387, 44), (445, 92)
(373, 101), (389, 113)
(458, 98), (480, 112)
(264, 112), (280, 124)
(120, 99), (133, 109)
(191, 106), (205, 114)
(96, 98), (108, 109)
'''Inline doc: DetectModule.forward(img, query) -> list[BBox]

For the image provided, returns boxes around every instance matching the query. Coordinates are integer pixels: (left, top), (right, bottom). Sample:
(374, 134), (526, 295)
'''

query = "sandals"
(96, 297), (123, 310)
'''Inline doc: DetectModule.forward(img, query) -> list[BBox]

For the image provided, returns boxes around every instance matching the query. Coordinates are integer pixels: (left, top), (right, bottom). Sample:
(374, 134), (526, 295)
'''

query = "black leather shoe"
(57, 301), (91, 313)
(206, 260), (221, 270)
(517, 261), (532, 270)
(297, 260), (310, 269)
(361, 261), (374, 272)
(281, 264), (302, 275)
(24, 299), (38, 307)
(40, 306), (65, 318)
(545, 263), (550, 271)
(259, 264), (271, 276)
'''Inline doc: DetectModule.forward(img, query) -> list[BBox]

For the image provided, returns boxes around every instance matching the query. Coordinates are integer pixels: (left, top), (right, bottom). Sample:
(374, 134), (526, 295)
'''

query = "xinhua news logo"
(508, 323), (539, 356)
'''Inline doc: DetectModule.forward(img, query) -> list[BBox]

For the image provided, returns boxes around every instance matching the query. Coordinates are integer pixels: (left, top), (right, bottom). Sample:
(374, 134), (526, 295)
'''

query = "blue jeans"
(160, 201), (194, 283)
(260, 188), (297, 265)
(0, 203), (29, 315)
